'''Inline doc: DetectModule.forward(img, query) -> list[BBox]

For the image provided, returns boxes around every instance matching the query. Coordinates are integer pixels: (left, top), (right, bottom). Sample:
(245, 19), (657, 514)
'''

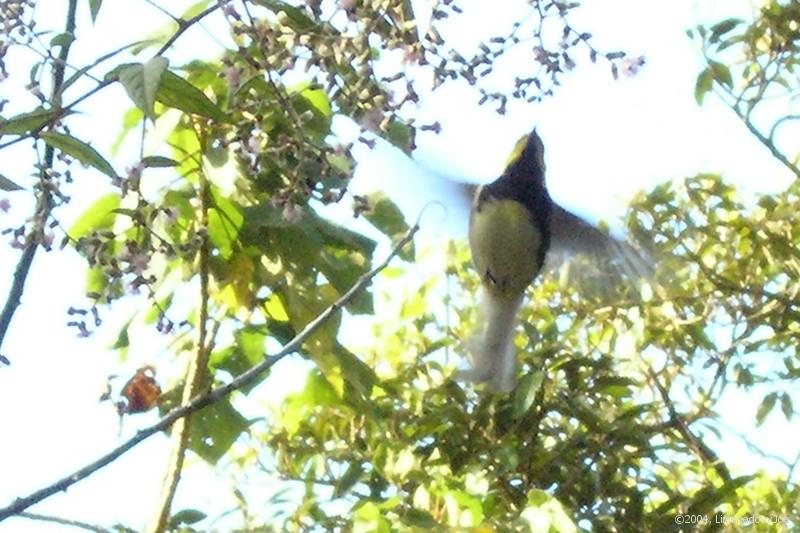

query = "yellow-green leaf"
(69, 192), (120, 239)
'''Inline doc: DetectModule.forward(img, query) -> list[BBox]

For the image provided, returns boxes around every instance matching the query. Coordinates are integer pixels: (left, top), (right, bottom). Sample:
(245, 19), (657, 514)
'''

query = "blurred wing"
(544, 203), (654, 300)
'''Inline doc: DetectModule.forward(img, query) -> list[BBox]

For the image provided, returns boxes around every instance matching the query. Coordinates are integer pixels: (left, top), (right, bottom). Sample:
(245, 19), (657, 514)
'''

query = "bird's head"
(504, 128), (546, 182)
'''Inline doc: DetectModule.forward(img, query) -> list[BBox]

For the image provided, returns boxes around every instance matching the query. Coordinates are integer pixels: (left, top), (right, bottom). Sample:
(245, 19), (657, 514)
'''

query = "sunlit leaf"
(41, 131), (117, 178)
(188, 396), (250, 464)
(118, 58), (169, 122)
(208, 191), (244, 259)
(69, 192), (120, 239)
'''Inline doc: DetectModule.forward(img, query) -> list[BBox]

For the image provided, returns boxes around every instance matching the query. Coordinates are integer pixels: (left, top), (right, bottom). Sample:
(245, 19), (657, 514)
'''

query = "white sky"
(0, 0), (798, 531)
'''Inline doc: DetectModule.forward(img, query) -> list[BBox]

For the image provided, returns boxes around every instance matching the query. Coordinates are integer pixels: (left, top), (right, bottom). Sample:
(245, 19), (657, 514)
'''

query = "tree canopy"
(0, 0), (798, 531)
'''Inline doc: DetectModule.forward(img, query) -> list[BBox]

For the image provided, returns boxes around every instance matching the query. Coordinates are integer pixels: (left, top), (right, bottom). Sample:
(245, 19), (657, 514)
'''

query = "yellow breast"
(469, 197), (542, 297)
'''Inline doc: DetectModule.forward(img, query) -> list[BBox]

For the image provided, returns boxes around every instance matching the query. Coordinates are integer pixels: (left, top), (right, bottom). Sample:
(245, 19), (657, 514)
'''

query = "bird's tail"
(459, 290), (523, 392)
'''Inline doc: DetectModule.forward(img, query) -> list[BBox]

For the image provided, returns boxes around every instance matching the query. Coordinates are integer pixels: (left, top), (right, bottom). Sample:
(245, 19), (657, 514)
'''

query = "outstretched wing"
(544, 202), (654, 300)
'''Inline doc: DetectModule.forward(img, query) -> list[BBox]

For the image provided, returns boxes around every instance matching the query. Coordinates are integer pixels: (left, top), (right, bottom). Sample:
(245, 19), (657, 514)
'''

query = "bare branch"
(0, 0), (78, 352)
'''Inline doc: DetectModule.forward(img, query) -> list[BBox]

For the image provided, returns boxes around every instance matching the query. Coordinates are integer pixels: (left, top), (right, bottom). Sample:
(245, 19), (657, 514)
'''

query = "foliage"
(222, 174), (799, 531)
(0, 0), (798, 531)
(692, 0), (800, 179)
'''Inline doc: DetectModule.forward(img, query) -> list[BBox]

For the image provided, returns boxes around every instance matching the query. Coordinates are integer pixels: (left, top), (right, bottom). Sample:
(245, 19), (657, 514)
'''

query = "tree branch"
(147, 162), (214, 533)
(0, 219), (419, 521)
(646, 366), (732, 482)
(156, 3), (221, 57)
(0, 0), (78, 353)
(738, 113), (800, 181)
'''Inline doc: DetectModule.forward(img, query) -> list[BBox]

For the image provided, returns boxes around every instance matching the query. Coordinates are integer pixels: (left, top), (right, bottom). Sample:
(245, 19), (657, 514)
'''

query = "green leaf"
(118, 58), (169, 121)
(157, 70), (229, 122)
(144, 294), (173, 324)
(0, 174), (23, 191)
(209, 331), (267, 394)
(50, 32), (74, 48)
(310, 214), (376, 254)
(253, 0), (317, 32)
(686, 476), (753, 514)
(85, 266), (109, 297)
(385, 119), (413, 153)
(333, 343), (378, 399)
(522, 490), (577, 533)
(188, 397), (250, 464)
(708, 18), (742, 43)
(111, 107), (144, 155)
(0, 108), (57, 135)
(110, 319), (131, 350)
(362, 192), (413, 261)
(141, 155), (179, 168)
(304, 90), (331, 120)
(88, 0), (103, 22)
(755, 392), (778, 426)
(41, 131), (117, 178)
(694, 67), (714, 105)
(69, 192), (120, 239)
(182, 0), (212, 19)
(709, 60), (733, 89)
(333, 462), (364, 498)
(780, 392), (793, 421)
(402, 509), (439, 528)
(288, 82), (333, 141)
(208, 190), (244, 259)
(318, 248), (373, 314)
(513, 371), (544, 417)
(169, 509), (206, 527)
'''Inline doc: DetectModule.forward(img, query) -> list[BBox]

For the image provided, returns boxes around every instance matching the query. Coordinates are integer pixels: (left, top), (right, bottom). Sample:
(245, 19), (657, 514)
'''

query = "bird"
(460, 128), (651, 392)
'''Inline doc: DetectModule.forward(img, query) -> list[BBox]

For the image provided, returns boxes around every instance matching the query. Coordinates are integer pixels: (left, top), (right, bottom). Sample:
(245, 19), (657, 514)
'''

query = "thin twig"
(739, 115), (800, 180)
(768, 113), (800, 144)
(18, 512), (111, 533)
(646, 366), (731, 482)
(156, 4), (222, 57)
(0, 219), (419, 521)
(0, 2), (220, 153)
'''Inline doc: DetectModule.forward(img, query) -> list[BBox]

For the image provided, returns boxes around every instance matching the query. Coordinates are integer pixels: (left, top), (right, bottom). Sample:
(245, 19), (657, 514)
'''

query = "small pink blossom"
(621, 56), (646, 77)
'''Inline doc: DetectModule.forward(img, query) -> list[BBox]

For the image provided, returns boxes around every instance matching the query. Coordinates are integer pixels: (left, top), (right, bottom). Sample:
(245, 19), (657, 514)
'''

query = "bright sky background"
(0, 0), (798, 531)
